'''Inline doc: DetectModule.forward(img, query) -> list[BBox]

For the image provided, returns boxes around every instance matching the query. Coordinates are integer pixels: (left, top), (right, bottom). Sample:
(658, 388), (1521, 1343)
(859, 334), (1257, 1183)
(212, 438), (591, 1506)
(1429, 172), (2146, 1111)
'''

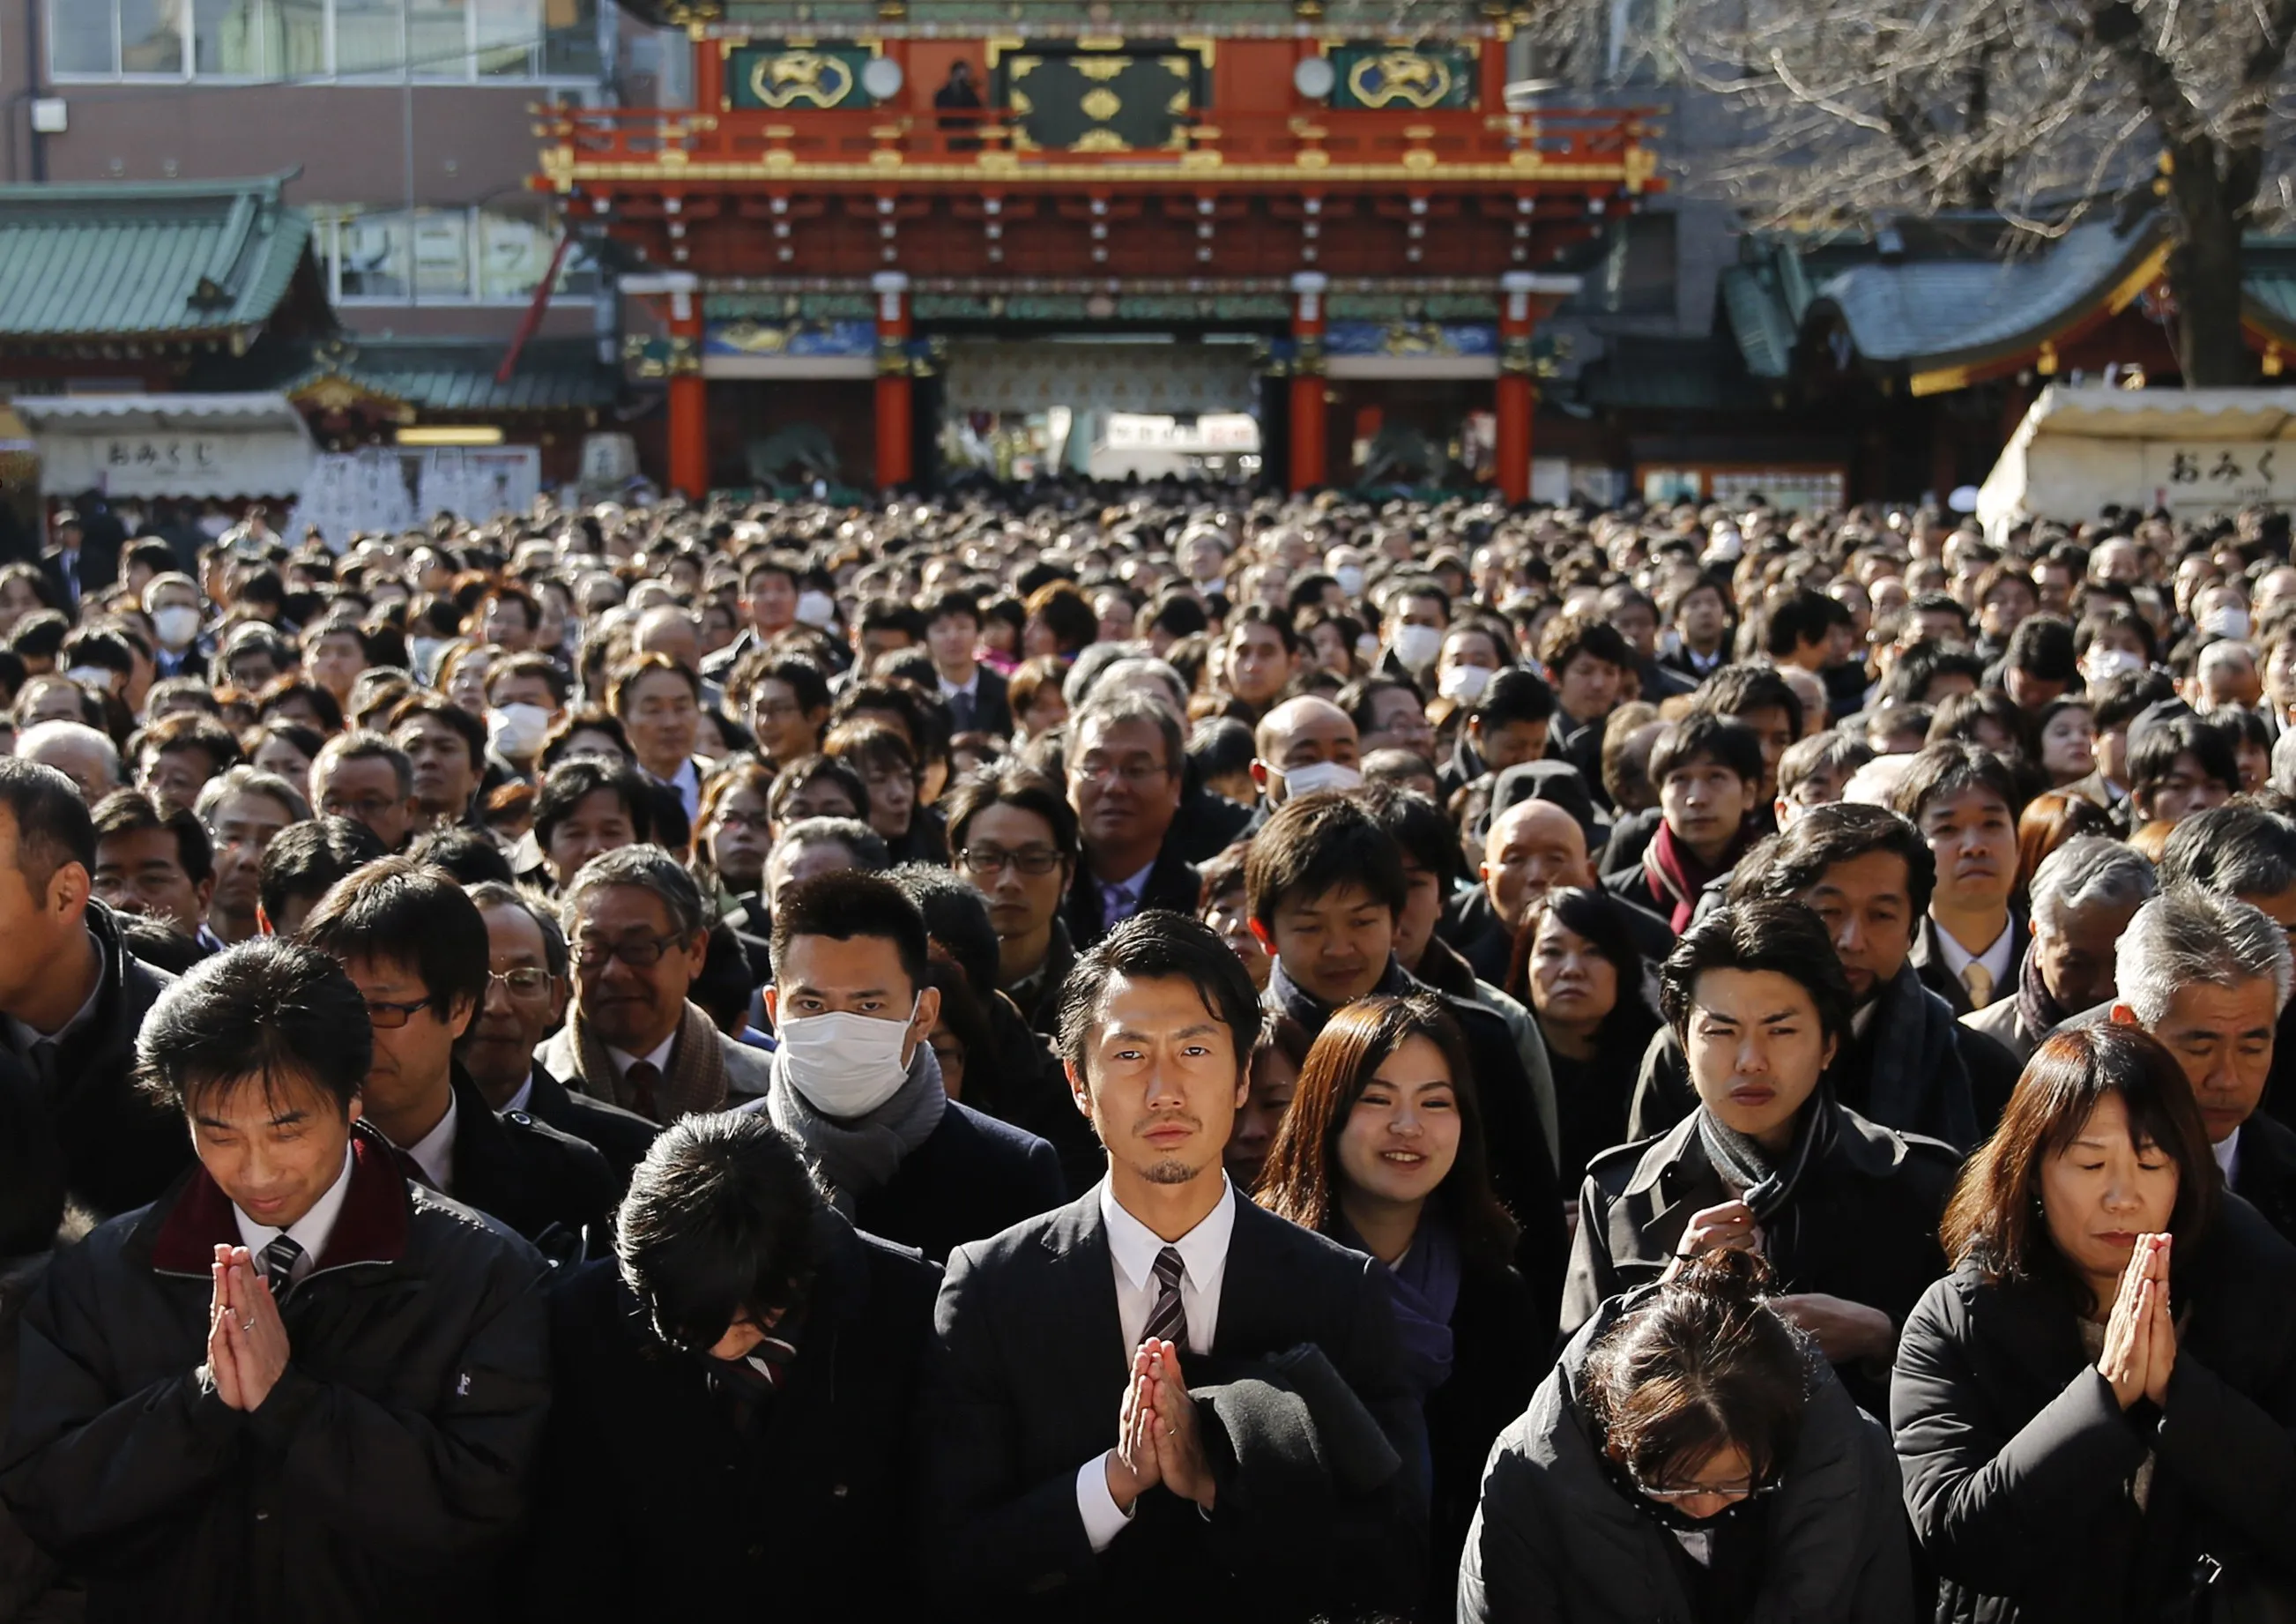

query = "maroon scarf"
(1641, 817), (1749, 933)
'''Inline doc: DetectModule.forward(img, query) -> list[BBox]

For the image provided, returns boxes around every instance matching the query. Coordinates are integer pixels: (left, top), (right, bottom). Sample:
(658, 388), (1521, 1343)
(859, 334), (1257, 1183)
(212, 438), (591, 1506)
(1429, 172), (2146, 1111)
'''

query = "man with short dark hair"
(1440, 667), (1553, 797)
(257, 816), (389, 937)
(1063, 694), (1199, 950)
(926, 590), (1013, 736)
(132, 711), (241, 818)
(304, 857), (617, 1255)
(754, 869), (1063, 1262)
(1894, 742), (2027, 1015)
(1605, 714), (1762, 935)
(0, 938), (550, 1620)
(530, 1113), (941, 1619)
(310, 731), (419, 853)
(542, 845), (774, 1120)
(91, 787), (217, 947)
(388, 696), (487, 834)
(921, 911), (1427, 1619)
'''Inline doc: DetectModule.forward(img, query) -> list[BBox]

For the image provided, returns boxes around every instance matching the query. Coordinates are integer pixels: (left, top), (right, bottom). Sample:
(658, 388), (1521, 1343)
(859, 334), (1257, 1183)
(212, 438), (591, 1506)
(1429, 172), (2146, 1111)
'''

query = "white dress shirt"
(232, 1143), (356, 1285)
(399, 1089), (459, 1193)
(1933, 915), (2015, 1003)
(1074, 1175), (1238, 1553)
(2214, 1127), (2242, 1187)
(502, 1071), (536, 1114)
(606, 1032), (678, 1083)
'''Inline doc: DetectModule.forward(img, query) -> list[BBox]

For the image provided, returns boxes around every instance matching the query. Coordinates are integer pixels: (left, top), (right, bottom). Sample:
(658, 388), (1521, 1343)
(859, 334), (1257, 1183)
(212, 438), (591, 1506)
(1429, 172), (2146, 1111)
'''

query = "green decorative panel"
(1327, 42), (1477, 109)
(726, 41), (878, 109)
(1328, 292), (1498, 320)
(992, 40), (1210, 153)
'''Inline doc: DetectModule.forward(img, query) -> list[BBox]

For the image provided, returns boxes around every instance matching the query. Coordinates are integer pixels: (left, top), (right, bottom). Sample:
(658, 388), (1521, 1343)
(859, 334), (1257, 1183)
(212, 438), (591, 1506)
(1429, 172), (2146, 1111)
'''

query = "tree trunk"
(2165, 138), (2260, 387)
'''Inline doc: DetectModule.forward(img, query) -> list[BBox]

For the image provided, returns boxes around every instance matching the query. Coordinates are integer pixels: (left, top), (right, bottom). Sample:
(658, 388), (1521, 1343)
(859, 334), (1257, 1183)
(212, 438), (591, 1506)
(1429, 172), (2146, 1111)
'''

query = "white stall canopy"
(13, 393), (317, 500)
(1979, 386), (2296, 535)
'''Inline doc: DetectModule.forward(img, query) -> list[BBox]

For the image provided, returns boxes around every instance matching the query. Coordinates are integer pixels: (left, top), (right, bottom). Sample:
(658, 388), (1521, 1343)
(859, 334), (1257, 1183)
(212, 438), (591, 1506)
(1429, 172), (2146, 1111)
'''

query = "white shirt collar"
(1099, 858), (1158, 909)
(2214, 1126), (2242, 1185)
(607, 1031), (679, 1079)
(1932, 914), (2015, 988)
(938, 669), (978, 699)
(398, 1088), (459, 1192)
(232, 1142), (356, 1281)
(1099, 1173), (1237, 1298)
(502, 1070), (535, 1115)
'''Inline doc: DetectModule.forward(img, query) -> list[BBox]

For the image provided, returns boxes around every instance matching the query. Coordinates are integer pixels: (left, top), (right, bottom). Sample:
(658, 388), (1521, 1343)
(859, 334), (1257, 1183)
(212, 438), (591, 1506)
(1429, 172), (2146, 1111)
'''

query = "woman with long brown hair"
(1256, 992), (1537, 1613)
(1893, 1021), (2296, 1623)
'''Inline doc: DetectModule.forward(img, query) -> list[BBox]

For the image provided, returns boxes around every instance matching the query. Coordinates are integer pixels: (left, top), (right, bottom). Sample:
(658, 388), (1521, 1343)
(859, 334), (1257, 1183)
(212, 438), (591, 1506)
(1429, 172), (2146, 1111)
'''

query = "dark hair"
(485, 650), (573, 707)
(768, 753), (871, 827)
(1244, 791), (1408, 929)
(1470, 667), (1556, 729)
(406, 825), (517, 888)
(1186, 715), (1258, 784)
(134, 711), (243, 780)
(1361, 782), (1460, 883)
(2159, 802), (2296, 899)
(1581, 1248), (1809, 1490)
(1762, 589), (1849, 659)
(539, 706), (632, 770)
(388, 692), (487, 773)
(0, 756), (97, 893)
(1691, 664), (1803, 739)
(2089, 668), (2175, 734)
(1507, 884), (1655, 1032)
(739, 653), (832, 719)
(255, 676), (344, 735)
(1739, 801), (1936, 921)
(300, 853), (489, 1016)
(315, 730), (413, 800)
(616, 1111), (823, 1354)
(91, 787), (213, 887)
(1941, 1023), (2218, 1312)
(535, 756), (656, 853)
(1257, 993), (1520, 1269)
(1650, 713), (1763, 788)
(256, 816), (390, 927)
(889, 861), (999, 1000)
(1057, 908), (1261, 1079)
(775, 815), (891, 873)
(1891, 741), (2025, 825)
(769, 868), (931, 991)
(136, 936), (373, 1115)
(1024, 581), (1101, 656)
(2129, 716), (2240, 819)
(1659, 900), (1854, 1047)
(609, 652), (703, 716)
(940, 761), (1080, 861)
(2005, 615), (2077, 682)
(1537, 614), (1631, 679)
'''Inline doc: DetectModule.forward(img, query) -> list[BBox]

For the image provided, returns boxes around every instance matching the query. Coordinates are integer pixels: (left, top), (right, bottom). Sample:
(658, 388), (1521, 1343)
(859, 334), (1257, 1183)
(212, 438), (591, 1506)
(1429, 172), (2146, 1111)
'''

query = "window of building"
(52, 0), (600, 81)
(315, 203), (599, 307)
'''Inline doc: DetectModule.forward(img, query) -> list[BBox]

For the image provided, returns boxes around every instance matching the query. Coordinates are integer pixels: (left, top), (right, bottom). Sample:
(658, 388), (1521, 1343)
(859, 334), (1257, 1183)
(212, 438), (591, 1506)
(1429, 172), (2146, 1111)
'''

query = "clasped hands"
(1105, 1338), (1216, 1516)
(2097, 1232), (2176, 1412)
(1668, 1199), (1898, 1365)
(204, 1244), (290, 1412)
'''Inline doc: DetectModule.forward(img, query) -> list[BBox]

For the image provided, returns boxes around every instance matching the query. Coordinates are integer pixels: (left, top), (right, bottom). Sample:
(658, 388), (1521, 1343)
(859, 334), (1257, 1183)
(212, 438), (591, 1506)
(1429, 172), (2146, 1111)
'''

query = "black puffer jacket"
(0, 1128), (550, 1624)
(1891, 1197), (2296, 1624)
(1460, 1288), (1914, 1623)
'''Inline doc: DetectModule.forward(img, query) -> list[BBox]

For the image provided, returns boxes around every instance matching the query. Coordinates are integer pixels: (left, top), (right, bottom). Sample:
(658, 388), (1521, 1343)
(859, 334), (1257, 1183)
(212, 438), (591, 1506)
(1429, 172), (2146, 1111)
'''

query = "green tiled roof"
(0, 173), (318, 348)
(1578, 333), (1773, 413)
(246, 335), (620, 414)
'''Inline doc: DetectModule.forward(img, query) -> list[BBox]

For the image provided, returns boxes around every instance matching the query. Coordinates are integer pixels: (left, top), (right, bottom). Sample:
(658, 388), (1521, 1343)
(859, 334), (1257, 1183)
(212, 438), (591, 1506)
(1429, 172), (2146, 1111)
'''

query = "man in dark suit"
(530, 1111), (940, 1621)
(1063, 693), (1200, 950)
(302, 857), (619, 1258)
(457, 882), (659, 1188)
(754, 869), (1065, 1263)
(2110, 885), (2296, 1244)
(1894, 743), (2027, 1018)
(921, 910), (1427, 1623)
(925, 588), (1014, 738)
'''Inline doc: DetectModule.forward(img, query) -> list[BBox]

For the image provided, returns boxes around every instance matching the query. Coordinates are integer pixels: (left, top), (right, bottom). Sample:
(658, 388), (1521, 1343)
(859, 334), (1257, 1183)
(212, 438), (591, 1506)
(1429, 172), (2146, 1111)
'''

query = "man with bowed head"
(0, 938), (551, 1620)
(756, 868), (1063, 1263)
(921, 910), (1428, 1622)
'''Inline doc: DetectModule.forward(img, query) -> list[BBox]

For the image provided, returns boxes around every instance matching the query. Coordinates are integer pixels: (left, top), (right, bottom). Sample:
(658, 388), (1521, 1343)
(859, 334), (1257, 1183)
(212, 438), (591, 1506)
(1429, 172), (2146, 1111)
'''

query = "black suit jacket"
(443, 1070), (620, 1259)
(921, 1189), (1428, 1623)
(2234, 1107), (2296, 1246)
(511, 1062), (660, 1192)
(1064, 847), (1202, 952)
(946, 666), (1014, 739)
(851, 1099), (1067, 1264)
(1910, 909), (2028, 1018)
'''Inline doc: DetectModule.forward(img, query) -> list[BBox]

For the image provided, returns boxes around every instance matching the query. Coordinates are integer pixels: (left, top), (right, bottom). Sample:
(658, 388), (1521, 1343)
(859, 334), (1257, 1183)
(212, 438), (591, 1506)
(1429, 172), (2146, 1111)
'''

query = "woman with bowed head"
(1892, 1023), (2296, 1624)
(1253, 993), (1542, 1613)
(1510, 885), (1662, 1186)
(1460, 1248), (1914, 1624)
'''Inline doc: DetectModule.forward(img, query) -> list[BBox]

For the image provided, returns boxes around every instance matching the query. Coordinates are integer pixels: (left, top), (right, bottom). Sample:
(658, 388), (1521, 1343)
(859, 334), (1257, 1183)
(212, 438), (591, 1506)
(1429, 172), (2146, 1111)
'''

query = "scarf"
(1640, 817), (1747, 935)
(768, 1039), (947, 1214)
(568, 998), (729, 1122)
(1339, 1211), (1461, 1402)
(2014, 942), (2069, 1051)
(1859, 962), (1980, 1150)
(1695, 1086), (1839, 1226)
(1267, 952), (1417, 1040)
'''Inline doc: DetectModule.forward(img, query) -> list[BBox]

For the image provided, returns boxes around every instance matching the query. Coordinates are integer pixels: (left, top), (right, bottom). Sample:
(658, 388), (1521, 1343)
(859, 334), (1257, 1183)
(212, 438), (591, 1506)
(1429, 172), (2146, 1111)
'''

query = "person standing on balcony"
(936, 59), (985, 150)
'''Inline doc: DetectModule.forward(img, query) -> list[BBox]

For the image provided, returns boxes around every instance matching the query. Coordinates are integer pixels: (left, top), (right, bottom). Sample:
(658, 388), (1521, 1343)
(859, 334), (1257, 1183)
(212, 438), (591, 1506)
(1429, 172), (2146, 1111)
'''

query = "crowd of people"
(1, 482), (2295, 1620)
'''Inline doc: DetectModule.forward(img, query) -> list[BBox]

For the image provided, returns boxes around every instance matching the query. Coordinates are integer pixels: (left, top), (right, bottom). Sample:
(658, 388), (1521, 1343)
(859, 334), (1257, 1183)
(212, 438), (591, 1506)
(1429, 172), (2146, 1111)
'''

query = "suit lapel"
(1208, 1197), (1274, 1361)
(1040, 1192), (1134, 1390)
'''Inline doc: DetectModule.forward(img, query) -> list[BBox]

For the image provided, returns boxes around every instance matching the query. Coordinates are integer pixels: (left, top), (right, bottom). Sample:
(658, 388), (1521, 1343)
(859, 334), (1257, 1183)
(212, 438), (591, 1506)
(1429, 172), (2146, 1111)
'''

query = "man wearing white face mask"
(754, 870), (1064, 1263)
(1248, 696), (1363, 818)
(141, 572), (209, 680)
(1382, 579), (1451, 680)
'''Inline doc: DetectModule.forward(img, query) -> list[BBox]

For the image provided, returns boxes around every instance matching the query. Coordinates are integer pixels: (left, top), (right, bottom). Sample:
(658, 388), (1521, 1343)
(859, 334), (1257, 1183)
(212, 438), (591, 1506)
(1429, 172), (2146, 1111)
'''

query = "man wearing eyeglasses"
(945, 760), (1079, 1034)
(459, 881), (660, 1189)
(303, 856), (618, 1260)
(1063, 693), (1200, 951)
(541, 844), (774, 1121)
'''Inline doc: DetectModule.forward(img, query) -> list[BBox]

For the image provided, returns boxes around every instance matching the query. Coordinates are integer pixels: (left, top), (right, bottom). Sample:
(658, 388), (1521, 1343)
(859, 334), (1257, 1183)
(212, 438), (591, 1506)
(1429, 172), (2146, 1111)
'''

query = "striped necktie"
(1143, 1245), (1187, 1350)
(261, 1234), (303, 1299)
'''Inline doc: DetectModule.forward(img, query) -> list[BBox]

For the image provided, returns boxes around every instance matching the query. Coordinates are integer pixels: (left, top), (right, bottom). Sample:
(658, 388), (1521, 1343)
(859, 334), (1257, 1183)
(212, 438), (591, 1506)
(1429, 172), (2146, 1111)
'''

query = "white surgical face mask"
(488, 703), (555, 761)
(152, 605), (202, 649)
(409, 637), (449, 677)
(1391, 622), (1445, 671)
(1334, 565), (1366, 596)
(2201, 606), (2252, 640)
(795, 590), (838, 629)
(776, 1001), (918, 1117)
(1275, 759), (1363, 799)
(1438, 664), (1495, 703)
(65, 666), (114, 693)
(2082, 645), (2144, 682)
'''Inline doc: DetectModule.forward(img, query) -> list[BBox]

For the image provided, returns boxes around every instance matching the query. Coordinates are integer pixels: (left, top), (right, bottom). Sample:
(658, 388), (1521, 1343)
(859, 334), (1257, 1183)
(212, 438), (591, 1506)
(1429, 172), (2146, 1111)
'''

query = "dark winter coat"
(513, 1061), (660, 1191)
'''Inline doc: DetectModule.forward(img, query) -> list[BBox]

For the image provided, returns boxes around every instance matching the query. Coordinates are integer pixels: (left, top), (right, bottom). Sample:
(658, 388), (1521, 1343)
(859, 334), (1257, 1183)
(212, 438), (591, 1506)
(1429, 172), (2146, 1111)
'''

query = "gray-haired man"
(1964, 835), (2157, 1062)
(2111, 885), (2296, 1242)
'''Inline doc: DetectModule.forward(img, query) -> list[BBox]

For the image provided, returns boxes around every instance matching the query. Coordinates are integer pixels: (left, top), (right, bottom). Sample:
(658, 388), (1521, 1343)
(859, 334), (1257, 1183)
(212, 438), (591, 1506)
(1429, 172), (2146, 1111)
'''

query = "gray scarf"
(767, 1039), (947, 1213)
(1695, 1088), (1837, 1225)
